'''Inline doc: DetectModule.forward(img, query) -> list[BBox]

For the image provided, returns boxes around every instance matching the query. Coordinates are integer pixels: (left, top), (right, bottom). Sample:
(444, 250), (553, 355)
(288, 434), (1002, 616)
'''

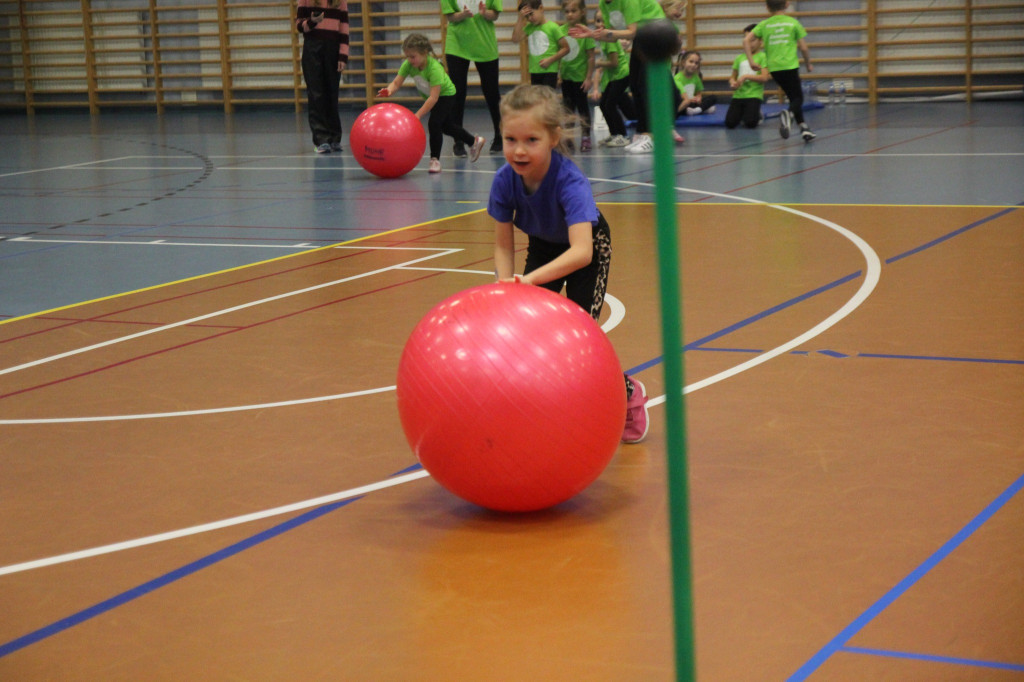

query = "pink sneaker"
(469, 136), (486, 162)
(622, 376), (649, 443)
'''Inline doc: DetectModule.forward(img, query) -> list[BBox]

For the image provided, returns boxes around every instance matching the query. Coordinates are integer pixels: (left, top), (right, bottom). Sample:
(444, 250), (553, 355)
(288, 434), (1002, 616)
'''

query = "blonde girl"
(488, 84), (650, 443)
(295, 0), (350, 153)
(377, 33), (485, 173)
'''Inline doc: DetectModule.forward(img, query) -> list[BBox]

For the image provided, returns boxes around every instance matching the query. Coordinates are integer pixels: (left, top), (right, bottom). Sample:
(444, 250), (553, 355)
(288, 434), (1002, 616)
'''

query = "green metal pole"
(644, 39), (697, 682)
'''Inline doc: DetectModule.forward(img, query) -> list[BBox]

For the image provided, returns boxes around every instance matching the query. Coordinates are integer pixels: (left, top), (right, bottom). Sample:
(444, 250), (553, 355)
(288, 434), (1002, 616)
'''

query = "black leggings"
(427, 95), (475, 159)
(629, 49), (680, 134)
(524, 212), (611, 321)
(725, 97), (763, 129)
(446, 54), (502, 139)
(770, 68), (805, 125)
(599, 76), (635, 137)
(530, 72), (559, 89)
(560, 79), (592, 137)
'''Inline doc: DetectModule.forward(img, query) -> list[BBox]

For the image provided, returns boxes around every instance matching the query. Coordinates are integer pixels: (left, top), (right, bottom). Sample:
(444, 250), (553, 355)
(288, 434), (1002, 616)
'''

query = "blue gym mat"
(672, 100), (824, 127)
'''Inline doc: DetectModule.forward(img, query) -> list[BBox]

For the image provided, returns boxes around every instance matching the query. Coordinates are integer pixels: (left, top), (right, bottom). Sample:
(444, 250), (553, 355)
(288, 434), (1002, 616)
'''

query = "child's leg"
(475, 59), (503, 139)
(560, 80), (592, 137)
(433, 95), (475, 149)
(628, 51), (649, 133)
(724, 99), (743, 129)
(743, 99), (763, 128)
(563, 213), (611, 320)
(771, 68), (805, 124)
(446, 53), (471, 139)
(699, 94), (718, 112)
(600, 78), (629, 136)
(530, 72), (558, 88)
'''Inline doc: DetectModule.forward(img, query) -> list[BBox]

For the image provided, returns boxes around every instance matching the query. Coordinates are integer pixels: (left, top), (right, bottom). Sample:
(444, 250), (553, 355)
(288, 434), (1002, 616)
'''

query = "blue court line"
(840, 646), (1024, 673)
(886, 204), (1021, 264)
(3, 194), (1017, 662)
(0, 496), (362, 659)
(691, 348), (1024, 366)
(788, 471), (1024, 681)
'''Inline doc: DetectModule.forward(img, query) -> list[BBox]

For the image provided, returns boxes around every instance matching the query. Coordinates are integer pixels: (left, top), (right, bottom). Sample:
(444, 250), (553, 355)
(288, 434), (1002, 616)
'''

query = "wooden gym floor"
(0, 101), (1022, 680)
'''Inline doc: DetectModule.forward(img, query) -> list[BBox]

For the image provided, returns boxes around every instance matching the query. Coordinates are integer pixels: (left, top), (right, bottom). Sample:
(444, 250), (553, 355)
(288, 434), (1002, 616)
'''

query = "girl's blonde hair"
(402, 33), (435, 57)
(499, 84), (575, 156)
(661, 0), (687, 20)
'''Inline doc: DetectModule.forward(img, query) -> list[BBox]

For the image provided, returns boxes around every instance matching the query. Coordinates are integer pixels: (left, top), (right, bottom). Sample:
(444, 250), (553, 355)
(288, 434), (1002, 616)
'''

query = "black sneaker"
(453, 143), (467, 158)
(801, 127), (817, 142)
(489, 139), (503, 154)
(779, 110), (792, 139)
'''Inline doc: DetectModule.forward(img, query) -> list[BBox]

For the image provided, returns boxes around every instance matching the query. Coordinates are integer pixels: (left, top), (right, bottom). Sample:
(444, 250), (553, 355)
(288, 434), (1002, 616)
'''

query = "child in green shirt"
(726, 24), (771, 129)
(588, 9), (634, 147)
(559, 0), (596, 151)
(512, 0), (570, 89)
(745, 0), (815, 141)
(674, 50), (718, 116)
(377, 33), (486, 173)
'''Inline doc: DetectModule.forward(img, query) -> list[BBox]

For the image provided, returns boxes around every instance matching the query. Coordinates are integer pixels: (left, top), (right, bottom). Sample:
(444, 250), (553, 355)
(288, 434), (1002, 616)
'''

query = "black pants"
(725, 97), (763, 129)
(770, 68), (805, 125)
(301, 38), (342, 146)
(446, 55), (502, 140)
(560, 79), (592, 137)
(428, 95), (475, 159)
(599, 76), (635, 137)
(629, 49), (680, 135)
(524, 212), (611, 321)
(530, 72), (559, 89)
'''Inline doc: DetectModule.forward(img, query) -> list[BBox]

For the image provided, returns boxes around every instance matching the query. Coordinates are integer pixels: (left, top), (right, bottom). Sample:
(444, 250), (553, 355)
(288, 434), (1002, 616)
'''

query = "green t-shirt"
(398, 55), (456, 98)
(673, 71), (703, 99)
(441, 0), (501, 62)
(751, 14), (807, 72)
(599, 40), (629, 88)
(732, 50), (767, 100)
(524, 21), (564, 74)
(600, 0), (665, 31)
(560, 31), (595, 82)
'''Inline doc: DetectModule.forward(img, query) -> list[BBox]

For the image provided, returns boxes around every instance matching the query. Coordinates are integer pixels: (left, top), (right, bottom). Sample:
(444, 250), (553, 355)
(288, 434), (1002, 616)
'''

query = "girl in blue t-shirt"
(488, 84), (649, 444)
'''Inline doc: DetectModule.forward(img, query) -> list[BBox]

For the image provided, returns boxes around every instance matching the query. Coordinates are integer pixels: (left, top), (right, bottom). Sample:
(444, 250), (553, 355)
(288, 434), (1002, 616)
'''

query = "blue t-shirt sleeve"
(487, 165), (516, 223)
(557, 164), (599, 228)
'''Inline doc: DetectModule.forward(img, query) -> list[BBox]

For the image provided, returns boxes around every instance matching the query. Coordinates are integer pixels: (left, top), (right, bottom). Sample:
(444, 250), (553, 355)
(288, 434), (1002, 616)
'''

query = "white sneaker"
(685, 106), (701, 116)
(779, 110), (793, 139)
(428, 158), (442, 173)
(705, 105), (716, 114)
(605, 134), (629, 147)
(625, 134), (654, 154)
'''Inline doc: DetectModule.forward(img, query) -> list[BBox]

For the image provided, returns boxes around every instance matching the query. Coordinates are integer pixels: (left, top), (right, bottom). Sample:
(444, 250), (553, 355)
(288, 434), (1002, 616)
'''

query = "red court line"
(0, 247), (393, 346)
(0, 269), (449, 402)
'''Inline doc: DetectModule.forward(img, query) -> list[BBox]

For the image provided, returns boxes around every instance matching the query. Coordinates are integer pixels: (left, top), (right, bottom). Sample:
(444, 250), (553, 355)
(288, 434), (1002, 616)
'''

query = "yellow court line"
(0, 210), (489, 327)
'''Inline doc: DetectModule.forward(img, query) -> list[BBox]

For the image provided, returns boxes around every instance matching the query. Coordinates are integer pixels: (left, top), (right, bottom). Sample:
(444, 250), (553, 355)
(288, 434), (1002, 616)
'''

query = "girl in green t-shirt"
(559, 0), (597, 151)
(588, 10), (635, 147)
(441, 0), (503, 155)
(377, 33), (486, 173)
(674, 50), (718, 116)
(726, 24), (771, 129)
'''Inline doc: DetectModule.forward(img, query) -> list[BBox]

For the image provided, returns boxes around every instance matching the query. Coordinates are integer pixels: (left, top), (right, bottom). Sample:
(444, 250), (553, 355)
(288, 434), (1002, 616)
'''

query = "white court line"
(0, 156), (140, 179)
(0, 247), (461, 378)
(0, 471), (430, 577)
(0, 178), (881, 577)
(8, 237), (323, 249)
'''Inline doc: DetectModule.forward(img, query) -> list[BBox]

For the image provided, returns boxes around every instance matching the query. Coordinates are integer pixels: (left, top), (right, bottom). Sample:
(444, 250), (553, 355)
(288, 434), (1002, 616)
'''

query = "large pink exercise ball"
(350, 103), (426, 178)
(396, 282), (626, 512)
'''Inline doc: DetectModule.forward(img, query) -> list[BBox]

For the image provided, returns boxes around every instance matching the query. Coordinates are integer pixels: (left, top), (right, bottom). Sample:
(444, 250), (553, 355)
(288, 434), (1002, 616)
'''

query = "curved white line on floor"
(0, 178), (880, 576)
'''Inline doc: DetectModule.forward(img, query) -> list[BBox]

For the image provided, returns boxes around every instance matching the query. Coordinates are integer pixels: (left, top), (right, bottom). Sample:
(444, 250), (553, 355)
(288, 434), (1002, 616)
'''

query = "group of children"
(296, 0), (818, 444)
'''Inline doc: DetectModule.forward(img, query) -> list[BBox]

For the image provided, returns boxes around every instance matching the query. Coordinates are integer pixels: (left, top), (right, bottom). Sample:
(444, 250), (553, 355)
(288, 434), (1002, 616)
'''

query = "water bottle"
(839, 82), (847, 105)
(828, 83), (835, 105)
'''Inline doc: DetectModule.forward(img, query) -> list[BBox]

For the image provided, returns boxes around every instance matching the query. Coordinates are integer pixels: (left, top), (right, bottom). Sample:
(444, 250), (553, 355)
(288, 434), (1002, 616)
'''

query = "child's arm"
(376, 74), (406, 98)
(743, 32), (758, 69)
(539, 36), (571, 70)
(518, 222), (593, 285)
(797, 38), (813, 72)
(414, 84), (442, 119)
(511, 7), (530, 42)
(582, 46), (596, 92)
(494, 222), (517, 281)
(728, 68), (740, 90)
(478, 1), (499, 21)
